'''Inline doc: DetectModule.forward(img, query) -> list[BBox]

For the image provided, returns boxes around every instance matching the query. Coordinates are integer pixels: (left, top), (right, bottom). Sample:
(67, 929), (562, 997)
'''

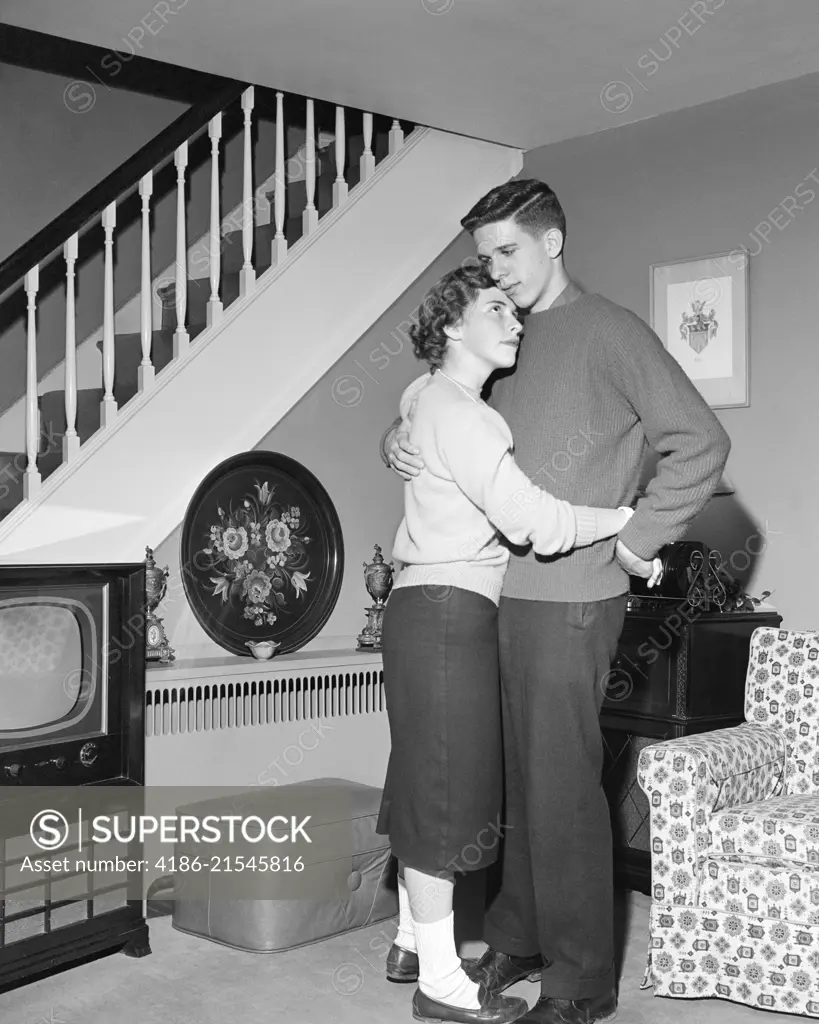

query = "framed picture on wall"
(650, 249), (749, 408)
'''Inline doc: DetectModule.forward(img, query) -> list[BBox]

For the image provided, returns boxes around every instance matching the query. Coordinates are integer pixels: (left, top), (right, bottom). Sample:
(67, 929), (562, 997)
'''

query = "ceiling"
(2, 0), (819, 149)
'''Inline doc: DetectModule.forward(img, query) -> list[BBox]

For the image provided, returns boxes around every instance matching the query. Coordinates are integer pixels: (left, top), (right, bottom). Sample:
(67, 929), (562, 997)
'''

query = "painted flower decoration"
(292, 571), (312, 597)
(222, 526), (249, 560)
(266, 519), (292, 553)
(201, 479), (313, 635)
(244, 570), (272, 605)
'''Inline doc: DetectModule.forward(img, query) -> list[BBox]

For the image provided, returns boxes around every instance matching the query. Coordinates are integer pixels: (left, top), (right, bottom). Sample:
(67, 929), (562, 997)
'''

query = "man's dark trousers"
(484, 595), (628, 1000)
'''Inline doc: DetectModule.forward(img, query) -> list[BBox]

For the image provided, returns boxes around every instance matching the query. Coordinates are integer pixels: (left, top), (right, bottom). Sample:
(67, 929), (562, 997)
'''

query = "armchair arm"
(637, 723), (786, 905)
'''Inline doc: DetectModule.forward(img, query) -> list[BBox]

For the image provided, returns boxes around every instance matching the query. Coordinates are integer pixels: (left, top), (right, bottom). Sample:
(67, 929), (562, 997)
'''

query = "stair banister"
(303, 99), (318, 236)
(206, 112), (224, 327)
(63, 234), (80, 462)
(0, 81), (243, 524)
(0, 75), (427, 531)
(271, 91), (288, 267)
(333, 106), (348, 208)
(172, 141), (190, 358)
(23, 268), (40, 499)
(389, 119), (404, 155)
(138, 172), (155, 392)
(0, 81), (247, 301)
(361, 113), (375, 182)
(240, 87), (256, 298)
(100, 202), (118, 427)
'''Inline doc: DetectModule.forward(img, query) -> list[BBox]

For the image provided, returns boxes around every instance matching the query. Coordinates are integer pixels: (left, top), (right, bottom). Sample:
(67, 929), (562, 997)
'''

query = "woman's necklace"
(436, 369), (481, 404)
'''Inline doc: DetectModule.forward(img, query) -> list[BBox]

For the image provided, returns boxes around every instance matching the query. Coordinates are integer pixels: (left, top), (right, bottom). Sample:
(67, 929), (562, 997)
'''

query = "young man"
(381, 179), (731, 1024)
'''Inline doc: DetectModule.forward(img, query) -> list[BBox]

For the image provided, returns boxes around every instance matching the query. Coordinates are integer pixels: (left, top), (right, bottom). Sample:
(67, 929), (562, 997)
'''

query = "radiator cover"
(144, 650), (390, 790)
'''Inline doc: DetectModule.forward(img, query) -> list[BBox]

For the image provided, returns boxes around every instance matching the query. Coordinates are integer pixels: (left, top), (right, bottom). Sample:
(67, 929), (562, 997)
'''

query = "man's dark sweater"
(489, 291), (731, 603)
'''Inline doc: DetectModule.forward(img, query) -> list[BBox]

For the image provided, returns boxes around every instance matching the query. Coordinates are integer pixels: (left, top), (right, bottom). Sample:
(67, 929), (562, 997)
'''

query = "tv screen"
(0, 586), (107, 751)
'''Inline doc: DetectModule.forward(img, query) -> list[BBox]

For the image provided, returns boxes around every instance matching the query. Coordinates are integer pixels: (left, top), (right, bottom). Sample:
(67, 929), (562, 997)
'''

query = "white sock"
(414, 912), (480, 1009)
(395, 875), (417, 952)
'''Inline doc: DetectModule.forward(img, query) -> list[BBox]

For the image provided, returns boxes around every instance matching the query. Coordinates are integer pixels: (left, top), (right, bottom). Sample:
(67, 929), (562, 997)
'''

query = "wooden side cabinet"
(600, 606), (783, 894)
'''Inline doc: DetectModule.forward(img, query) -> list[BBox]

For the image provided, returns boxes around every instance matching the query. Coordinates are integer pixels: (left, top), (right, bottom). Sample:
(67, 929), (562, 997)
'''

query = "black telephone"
(627, 540), (753, 612)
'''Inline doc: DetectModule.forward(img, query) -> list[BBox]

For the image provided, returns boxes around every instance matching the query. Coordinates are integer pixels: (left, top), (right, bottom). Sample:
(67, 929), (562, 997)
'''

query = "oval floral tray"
(180, 451), (344, 657)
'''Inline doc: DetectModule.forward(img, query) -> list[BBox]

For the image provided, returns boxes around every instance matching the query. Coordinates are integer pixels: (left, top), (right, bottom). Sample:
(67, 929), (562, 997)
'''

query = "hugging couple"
(373, 178), (731, 1024)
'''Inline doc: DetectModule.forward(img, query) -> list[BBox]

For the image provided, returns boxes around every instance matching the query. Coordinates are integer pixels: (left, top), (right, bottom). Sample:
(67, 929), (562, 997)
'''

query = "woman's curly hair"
(408, 263), (496, 370)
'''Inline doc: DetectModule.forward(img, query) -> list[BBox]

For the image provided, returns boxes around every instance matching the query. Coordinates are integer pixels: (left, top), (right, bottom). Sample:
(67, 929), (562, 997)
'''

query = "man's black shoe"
(463, 949), (543, 995)
(386, 943), (419, 982)
(516, 990), (617, 1024)
(412, 982), (529, 1023)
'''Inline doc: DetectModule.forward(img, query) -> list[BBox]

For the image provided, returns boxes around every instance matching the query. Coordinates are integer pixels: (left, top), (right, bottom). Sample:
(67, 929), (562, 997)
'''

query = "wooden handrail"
(0, 79), (247, 298)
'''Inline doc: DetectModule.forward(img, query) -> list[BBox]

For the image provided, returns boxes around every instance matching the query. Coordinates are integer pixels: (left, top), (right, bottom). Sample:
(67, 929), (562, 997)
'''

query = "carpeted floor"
(0, 890), (807, 1023)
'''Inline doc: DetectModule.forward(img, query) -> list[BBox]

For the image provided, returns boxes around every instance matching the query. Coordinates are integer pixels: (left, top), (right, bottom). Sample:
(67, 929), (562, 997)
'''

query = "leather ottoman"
(171, 778), (397, 951)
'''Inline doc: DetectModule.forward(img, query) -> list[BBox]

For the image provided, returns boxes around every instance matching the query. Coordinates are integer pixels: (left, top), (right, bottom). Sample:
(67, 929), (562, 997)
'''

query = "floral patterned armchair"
(637, 627), (819, 1017)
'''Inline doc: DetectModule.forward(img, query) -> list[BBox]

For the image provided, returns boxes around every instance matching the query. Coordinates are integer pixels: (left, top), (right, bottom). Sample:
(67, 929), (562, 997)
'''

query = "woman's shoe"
(412, 983), (528, 1023)
(386, 945), (479, 984)
(386, 942), (419, 982)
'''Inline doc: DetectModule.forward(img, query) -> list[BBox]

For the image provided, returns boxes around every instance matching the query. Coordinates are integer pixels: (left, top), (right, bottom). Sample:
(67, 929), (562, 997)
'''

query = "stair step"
(208, 222), (277, 277)
(94, 327), (176, 401)
(39, 388), (105, 448)
(158, 268), (242, 332)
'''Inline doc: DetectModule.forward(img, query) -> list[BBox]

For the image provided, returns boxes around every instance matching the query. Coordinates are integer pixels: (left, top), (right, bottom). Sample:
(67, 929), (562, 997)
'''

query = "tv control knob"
(4, 763), (22, 779)
(79, 742), (99, 767)
(52, 756), (69, 771)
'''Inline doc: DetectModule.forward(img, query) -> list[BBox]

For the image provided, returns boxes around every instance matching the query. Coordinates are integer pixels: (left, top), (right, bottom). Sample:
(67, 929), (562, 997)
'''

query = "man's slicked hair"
(460, 179), (566, 243)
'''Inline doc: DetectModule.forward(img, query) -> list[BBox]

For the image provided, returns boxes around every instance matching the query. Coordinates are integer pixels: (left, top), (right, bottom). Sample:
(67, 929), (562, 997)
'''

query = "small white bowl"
(245, 640), (281, 660)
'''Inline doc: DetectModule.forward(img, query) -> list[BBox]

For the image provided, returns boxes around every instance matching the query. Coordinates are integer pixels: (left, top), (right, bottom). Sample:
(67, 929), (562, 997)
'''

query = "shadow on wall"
(637, 447), (771, 598)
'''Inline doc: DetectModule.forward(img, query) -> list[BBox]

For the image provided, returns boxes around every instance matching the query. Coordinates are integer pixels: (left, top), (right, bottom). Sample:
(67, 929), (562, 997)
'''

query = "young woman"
(375, 265), (639, 1024)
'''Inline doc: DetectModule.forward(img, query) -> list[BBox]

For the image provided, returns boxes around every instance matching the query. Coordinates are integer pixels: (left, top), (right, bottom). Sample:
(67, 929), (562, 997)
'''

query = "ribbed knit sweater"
(391, 371), (631, 605)
(489, 291), (731, 602)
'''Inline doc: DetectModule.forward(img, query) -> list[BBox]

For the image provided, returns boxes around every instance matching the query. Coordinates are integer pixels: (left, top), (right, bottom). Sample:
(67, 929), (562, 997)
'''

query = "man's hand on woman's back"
(388, 429), (425, 481)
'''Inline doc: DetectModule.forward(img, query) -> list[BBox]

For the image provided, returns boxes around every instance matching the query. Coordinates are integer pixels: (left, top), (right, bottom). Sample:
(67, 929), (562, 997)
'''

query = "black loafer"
(386, 944), (481, 984)
(387, 942), (419, 982)
(412, 982), (529, 1023)
(464, 949), (544, 995)
(515, 991), (617, 1024)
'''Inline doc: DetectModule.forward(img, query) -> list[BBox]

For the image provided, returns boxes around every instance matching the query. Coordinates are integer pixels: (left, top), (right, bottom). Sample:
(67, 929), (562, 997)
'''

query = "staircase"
(0, 82), (522, 563)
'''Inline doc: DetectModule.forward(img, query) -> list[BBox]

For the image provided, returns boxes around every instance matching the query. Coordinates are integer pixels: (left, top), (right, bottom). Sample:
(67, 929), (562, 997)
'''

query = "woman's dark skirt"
(376, 584), (502, 875)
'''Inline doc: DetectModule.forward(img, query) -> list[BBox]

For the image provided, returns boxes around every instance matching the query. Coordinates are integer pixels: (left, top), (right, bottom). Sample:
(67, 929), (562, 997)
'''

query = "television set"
(0, 563), (146, 787)
(0, 563), (150, 990)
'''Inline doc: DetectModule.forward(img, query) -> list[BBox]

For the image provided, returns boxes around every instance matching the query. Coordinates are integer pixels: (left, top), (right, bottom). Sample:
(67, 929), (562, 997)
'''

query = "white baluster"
(100, 202), (117, 427)
(62, 234), (80, 463)
(138, 171), (155, 392)
(173, 141), (189, 358)
(302, 98), (319, 236)
(333, 105), (348, 208)
(240, 88), (256, 297)
(271, 91), (288, 266)
(360, 112), (375, 182)
(23, 267), (41, 499)
(206, 112), (223, 326)
(388, 118), (404, 155)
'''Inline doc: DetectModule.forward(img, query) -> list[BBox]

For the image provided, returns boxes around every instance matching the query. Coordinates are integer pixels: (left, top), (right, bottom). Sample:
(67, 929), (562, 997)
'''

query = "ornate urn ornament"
(144, 546), (175, 664)
(356, 544), (394, 651)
